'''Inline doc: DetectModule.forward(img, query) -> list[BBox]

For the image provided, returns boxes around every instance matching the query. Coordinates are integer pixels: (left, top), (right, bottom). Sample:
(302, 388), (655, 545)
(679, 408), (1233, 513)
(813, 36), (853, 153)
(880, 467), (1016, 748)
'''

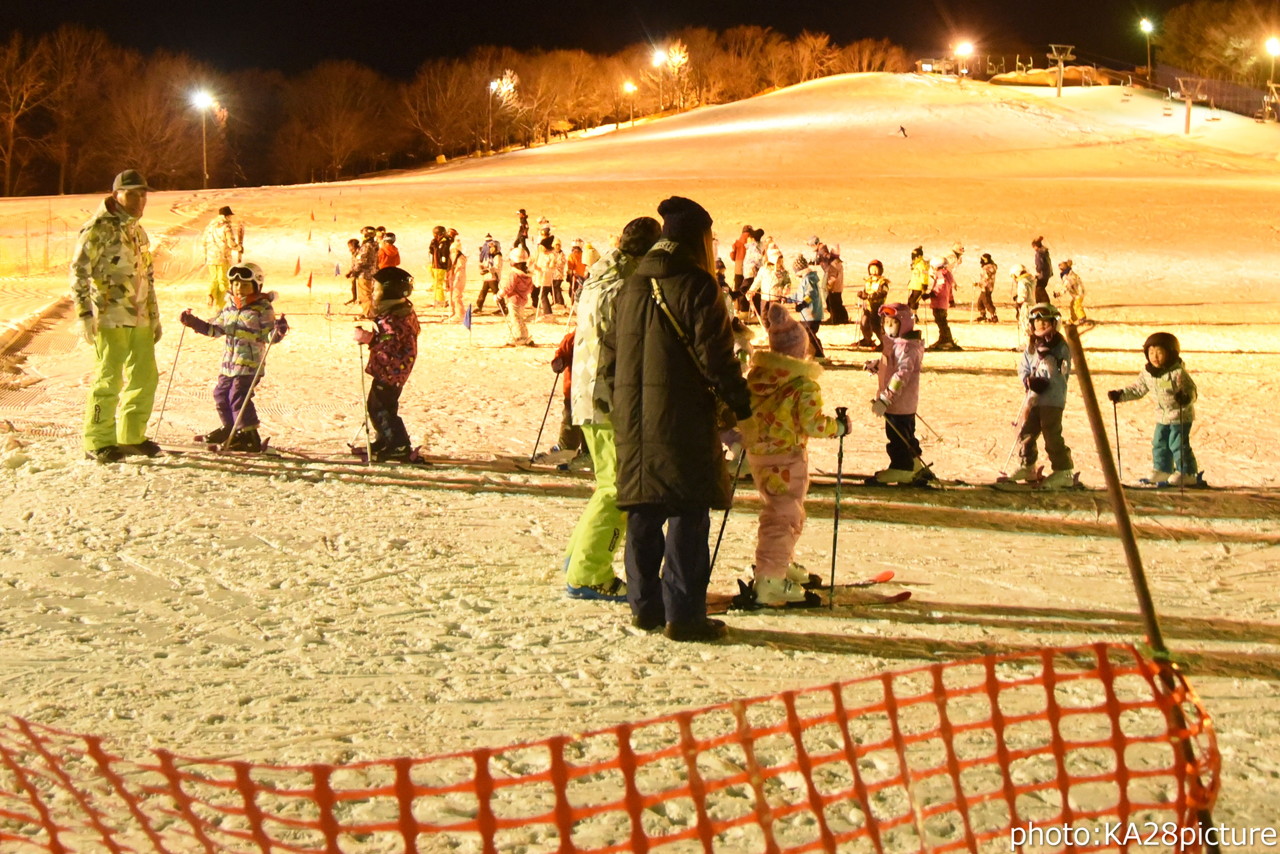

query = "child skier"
(1059, 259), (1087, 324)
(1107, 332), (1202, 486)
(974, 252), (998, 323)
(792, 255), (826, 359)
(352, 266), (421, 461)
(1011, 264), (1035, 335)
(855, 259), (890, 348)
(476, 236), (503, 313)
(864, 303), (925, 483)
(924, 256), (960, 351)
(907, 246), (928, 310)
(740, 304), (850, 607)
(1007, 303), (1075, 488)
(178, 262), (288, 452)
(501, 245), (535, 346)
(447, 240), (467, 323)
(551, 330), (584, 458)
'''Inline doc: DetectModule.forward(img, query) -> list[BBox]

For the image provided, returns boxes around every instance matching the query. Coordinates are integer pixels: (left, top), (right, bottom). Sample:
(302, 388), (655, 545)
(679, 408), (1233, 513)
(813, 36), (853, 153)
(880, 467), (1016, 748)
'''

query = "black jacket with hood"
(602, 238), (752, 512)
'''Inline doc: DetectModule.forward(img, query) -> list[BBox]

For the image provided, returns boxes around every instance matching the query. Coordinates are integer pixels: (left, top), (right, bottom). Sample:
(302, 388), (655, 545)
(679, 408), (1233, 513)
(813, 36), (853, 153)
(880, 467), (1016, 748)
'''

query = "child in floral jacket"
(740, 304), (849, 608)
(353, 266), (420, 461)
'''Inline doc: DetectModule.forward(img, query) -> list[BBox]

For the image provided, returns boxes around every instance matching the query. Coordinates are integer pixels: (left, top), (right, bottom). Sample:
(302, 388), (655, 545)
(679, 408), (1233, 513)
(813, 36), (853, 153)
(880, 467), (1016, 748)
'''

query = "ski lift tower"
(1047, 45), (1075, 97)
(1175, 76), (1207, 134)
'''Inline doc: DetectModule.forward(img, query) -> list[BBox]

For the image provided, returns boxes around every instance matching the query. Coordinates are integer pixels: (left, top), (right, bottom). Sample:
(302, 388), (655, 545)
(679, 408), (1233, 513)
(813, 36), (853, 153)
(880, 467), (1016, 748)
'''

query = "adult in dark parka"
(1032, 236), (1052, 305)
(601, 196), (752, 642)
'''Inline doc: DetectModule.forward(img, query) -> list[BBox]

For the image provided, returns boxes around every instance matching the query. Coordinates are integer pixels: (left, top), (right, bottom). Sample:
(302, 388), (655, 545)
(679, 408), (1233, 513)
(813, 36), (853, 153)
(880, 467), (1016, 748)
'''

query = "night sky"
(5, 0), (1178, 78)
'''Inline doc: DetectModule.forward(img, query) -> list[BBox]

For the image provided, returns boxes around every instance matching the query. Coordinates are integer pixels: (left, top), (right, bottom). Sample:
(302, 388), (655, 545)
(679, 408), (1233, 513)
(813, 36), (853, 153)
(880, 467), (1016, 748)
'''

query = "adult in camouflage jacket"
(71, 170), (162, 463)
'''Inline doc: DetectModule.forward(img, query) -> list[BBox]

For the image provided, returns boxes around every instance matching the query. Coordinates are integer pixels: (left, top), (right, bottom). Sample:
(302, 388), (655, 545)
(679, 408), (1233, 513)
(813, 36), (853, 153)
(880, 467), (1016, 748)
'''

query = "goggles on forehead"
(879, 305), (899, 318)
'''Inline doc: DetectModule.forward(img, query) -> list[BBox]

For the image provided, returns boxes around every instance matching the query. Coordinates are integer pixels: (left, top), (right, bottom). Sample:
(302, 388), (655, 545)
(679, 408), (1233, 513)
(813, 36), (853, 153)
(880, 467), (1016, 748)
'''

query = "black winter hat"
(657, 196), (712, 243)
(218, 205), (234, 216)
(1143, 332), (1180, 361)
(619, 216), (661, 257)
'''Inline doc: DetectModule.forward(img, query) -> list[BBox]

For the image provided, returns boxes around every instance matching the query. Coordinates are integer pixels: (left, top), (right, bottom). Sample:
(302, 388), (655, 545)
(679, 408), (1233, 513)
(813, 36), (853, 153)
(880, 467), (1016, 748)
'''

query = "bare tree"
(834, 38), (912, 74)
(37, 26), (115, 195)
(794, 31), (835, 82)
(0, 32), (51, 196)
(403, 58), (480, 158)
(275, 60), (386, 182)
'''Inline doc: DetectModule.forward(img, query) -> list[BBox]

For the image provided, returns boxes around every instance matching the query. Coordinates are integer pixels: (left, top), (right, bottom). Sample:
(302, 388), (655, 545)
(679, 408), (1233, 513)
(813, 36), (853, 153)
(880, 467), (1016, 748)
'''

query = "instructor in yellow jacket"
(71, 169), (163, 463)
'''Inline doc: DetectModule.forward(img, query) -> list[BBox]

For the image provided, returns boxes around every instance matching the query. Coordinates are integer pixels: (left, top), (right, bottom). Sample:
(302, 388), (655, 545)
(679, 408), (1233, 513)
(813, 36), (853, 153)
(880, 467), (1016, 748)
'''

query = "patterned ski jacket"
(741, 350), (842, 457)
(352, 239), (379, 279)
(1018, 333), (1072, 409)
(201, 292), (278, 377)
(365, 301), (420, 387)
(202, 216), (243, 266)
(1060, 269), (1083, 297)
(1116, 359), (1197, 425)
(979, 261), (998, 293)
(70, 196), (158, 330)
(572, 248), (638, 425)
(873, 331), (924, 416)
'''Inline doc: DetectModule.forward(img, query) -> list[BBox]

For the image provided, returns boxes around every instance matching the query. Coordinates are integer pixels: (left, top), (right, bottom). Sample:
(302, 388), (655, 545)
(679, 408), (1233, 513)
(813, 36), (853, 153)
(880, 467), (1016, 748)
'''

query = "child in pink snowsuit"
(501, 246), (534, 345)
(740, 304), (849, 607)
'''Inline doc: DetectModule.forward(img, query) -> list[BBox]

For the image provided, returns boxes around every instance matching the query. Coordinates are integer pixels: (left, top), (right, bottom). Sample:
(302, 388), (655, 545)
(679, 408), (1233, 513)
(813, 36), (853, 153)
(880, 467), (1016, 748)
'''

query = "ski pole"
(916, 411), (943, 442)
(530, 370), (559, 462)
(999, 395), (1032, 477)
(1112, 399), (1123, 483)
(829, 406), (847, 610)
(710, 447), (746, 575)
(221, 336), (274, 453)
(152, 324), (186, 442)
(355, 331), (373, 464)
(348, 419), (367, 448)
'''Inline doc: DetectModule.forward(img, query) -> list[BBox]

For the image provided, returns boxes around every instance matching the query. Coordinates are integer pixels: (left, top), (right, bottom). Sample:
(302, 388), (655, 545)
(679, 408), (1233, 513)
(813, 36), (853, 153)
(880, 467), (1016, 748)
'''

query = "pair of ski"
(712, 569), (910, 614)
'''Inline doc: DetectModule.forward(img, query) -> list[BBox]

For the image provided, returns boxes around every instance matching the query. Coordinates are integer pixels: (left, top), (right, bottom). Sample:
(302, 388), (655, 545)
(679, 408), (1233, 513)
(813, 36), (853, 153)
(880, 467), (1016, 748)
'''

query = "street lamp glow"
(1139, 19), (1155, 80)
(1267, 37), (1280, 89)
(956, 42), (974, 58)
(190, 90), (216, 189)
(652, 48), (667, 67)
(622, 81), (637, 94)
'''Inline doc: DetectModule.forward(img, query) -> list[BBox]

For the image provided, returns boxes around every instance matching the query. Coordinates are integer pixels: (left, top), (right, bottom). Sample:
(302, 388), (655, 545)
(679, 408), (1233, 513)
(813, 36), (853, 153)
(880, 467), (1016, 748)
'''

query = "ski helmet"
(1143, 331), (1180, 361)
(930, 256), (946, 269)
(1027, 303), (1060, 324)
(227, 262), (264, 291)
(372, 266), (414, 300)
(867, 259), (883, 276)
(361, 225), (376, 239)
(879, 302), (913, 336)
(980, 253), (993, 265)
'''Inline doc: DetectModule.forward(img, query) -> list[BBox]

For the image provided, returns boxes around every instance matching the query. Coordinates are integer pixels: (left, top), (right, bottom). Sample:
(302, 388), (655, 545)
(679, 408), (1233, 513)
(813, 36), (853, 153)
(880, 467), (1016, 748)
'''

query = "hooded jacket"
(602, 239), (751, 512)
(572, 248), (638, 425)
(1116, 358), (1197, 424)
(741, 350), (841, 456)
(873, 314), (924, 416)
(70, 196), (158, 330)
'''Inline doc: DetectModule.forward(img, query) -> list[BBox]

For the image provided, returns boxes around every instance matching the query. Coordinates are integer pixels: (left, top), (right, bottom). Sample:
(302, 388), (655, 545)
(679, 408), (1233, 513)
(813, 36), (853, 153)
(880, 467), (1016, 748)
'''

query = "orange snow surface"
(1, 74), (1278, 842)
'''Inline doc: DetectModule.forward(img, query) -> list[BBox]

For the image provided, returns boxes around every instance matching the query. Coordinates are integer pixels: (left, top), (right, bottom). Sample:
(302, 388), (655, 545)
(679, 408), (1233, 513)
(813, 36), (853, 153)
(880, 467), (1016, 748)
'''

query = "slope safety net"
(1, 642), (1218, 853)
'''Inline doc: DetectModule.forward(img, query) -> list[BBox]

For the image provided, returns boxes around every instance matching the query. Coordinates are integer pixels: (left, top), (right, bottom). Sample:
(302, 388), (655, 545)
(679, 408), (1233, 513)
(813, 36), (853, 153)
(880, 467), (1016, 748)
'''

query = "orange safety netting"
(0, 642), (1218, 853)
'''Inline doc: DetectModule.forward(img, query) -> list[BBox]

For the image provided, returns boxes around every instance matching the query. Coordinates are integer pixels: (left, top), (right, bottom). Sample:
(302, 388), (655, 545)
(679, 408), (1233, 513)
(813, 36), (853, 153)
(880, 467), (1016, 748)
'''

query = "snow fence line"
(0, 298), (70, 356)
(0, 642), (1218, 853)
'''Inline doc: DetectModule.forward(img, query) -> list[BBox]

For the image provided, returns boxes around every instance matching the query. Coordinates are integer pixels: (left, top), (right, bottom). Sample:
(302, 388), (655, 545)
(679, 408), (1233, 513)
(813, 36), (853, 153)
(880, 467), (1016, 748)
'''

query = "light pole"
(488, 79), (499, 152)
(1268, 37), (1280, 86)
(1140, 18), (1154, 81)
(955, 41), (973, 83)
(622, 81), (637, 125)
(191, 90), (215, 189)
(652, 48), (667, 111)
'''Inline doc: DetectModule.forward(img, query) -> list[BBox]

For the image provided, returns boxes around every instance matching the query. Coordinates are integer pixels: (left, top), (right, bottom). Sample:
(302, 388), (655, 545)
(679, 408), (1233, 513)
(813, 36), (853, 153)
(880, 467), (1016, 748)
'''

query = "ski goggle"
(228, 266), (258, 282)
(879, 305), (899, 318)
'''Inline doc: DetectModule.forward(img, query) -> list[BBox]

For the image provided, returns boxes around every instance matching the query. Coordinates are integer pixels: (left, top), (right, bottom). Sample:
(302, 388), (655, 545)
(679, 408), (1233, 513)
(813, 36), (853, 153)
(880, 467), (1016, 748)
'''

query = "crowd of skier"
(71, 170), (1202, 640)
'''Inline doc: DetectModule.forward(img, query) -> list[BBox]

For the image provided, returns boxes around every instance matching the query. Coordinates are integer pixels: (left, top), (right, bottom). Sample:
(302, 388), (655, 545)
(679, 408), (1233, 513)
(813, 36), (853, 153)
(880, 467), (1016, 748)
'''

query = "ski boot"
(225, 428), (262, 453)
(1039, 468), (1076, 490)
(1168, 471), (1208, 488)
(196, 425), (231, 445)
(873, 467), (917, 484)
(1139, 470), (1172, 487)
(1004, 464), (1038, 483)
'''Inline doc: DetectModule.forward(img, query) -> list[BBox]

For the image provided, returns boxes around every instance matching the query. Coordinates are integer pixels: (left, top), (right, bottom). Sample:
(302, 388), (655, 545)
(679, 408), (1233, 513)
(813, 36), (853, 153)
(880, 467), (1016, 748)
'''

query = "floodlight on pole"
(1140, 18), (1154, 80)
(1267, 37), (1280, 86)
(652, 48), (667, 110)
(190, 90), (216, 189)
(955, 41), (973, 82)
(622, 80), (637, 125)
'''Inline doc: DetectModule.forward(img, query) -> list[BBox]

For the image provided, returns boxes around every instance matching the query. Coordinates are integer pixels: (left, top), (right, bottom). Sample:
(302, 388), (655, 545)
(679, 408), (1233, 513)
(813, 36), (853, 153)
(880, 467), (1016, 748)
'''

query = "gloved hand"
(719, 428), (742, 451)
(180, 309), (211, 335)
(1107, 389), (1123, 403)
(871, 398), (887, 417)
(353, 327), (374, 345)
(271, 314), (289, 344)
(79, 315), (97, 346)
(152, 320), (163, 344)
(1173, 390), (1191, 406)
(837, 411), (852, 435)
(1027, 376), (1050, 394)
(863, 360), (879, 374)
(551, 356), (566, 373)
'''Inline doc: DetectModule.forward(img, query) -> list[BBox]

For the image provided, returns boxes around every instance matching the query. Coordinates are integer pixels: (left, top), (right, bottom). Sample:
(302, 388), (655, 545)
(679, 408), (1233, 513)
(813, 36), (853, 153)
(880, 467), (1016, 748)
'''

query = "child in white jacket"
(1108, 331), (1202, 487)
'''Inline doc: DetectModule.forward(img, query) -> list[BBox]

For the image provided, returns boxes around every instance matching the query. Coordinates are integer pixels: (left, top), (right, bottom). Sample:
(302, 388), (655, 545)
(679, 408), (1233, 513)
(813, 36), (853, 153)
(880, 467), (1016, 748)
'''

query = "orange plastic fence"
(0, 642), (1218, 853)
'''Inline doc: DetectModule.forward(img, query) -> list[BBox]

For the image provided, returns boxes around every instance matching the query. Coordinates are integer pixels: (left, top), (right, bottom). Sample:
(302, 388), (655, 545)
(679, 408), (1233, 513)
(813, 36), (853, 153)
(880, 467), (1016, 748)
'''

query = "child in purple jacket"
(353, 266), (420, 461)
